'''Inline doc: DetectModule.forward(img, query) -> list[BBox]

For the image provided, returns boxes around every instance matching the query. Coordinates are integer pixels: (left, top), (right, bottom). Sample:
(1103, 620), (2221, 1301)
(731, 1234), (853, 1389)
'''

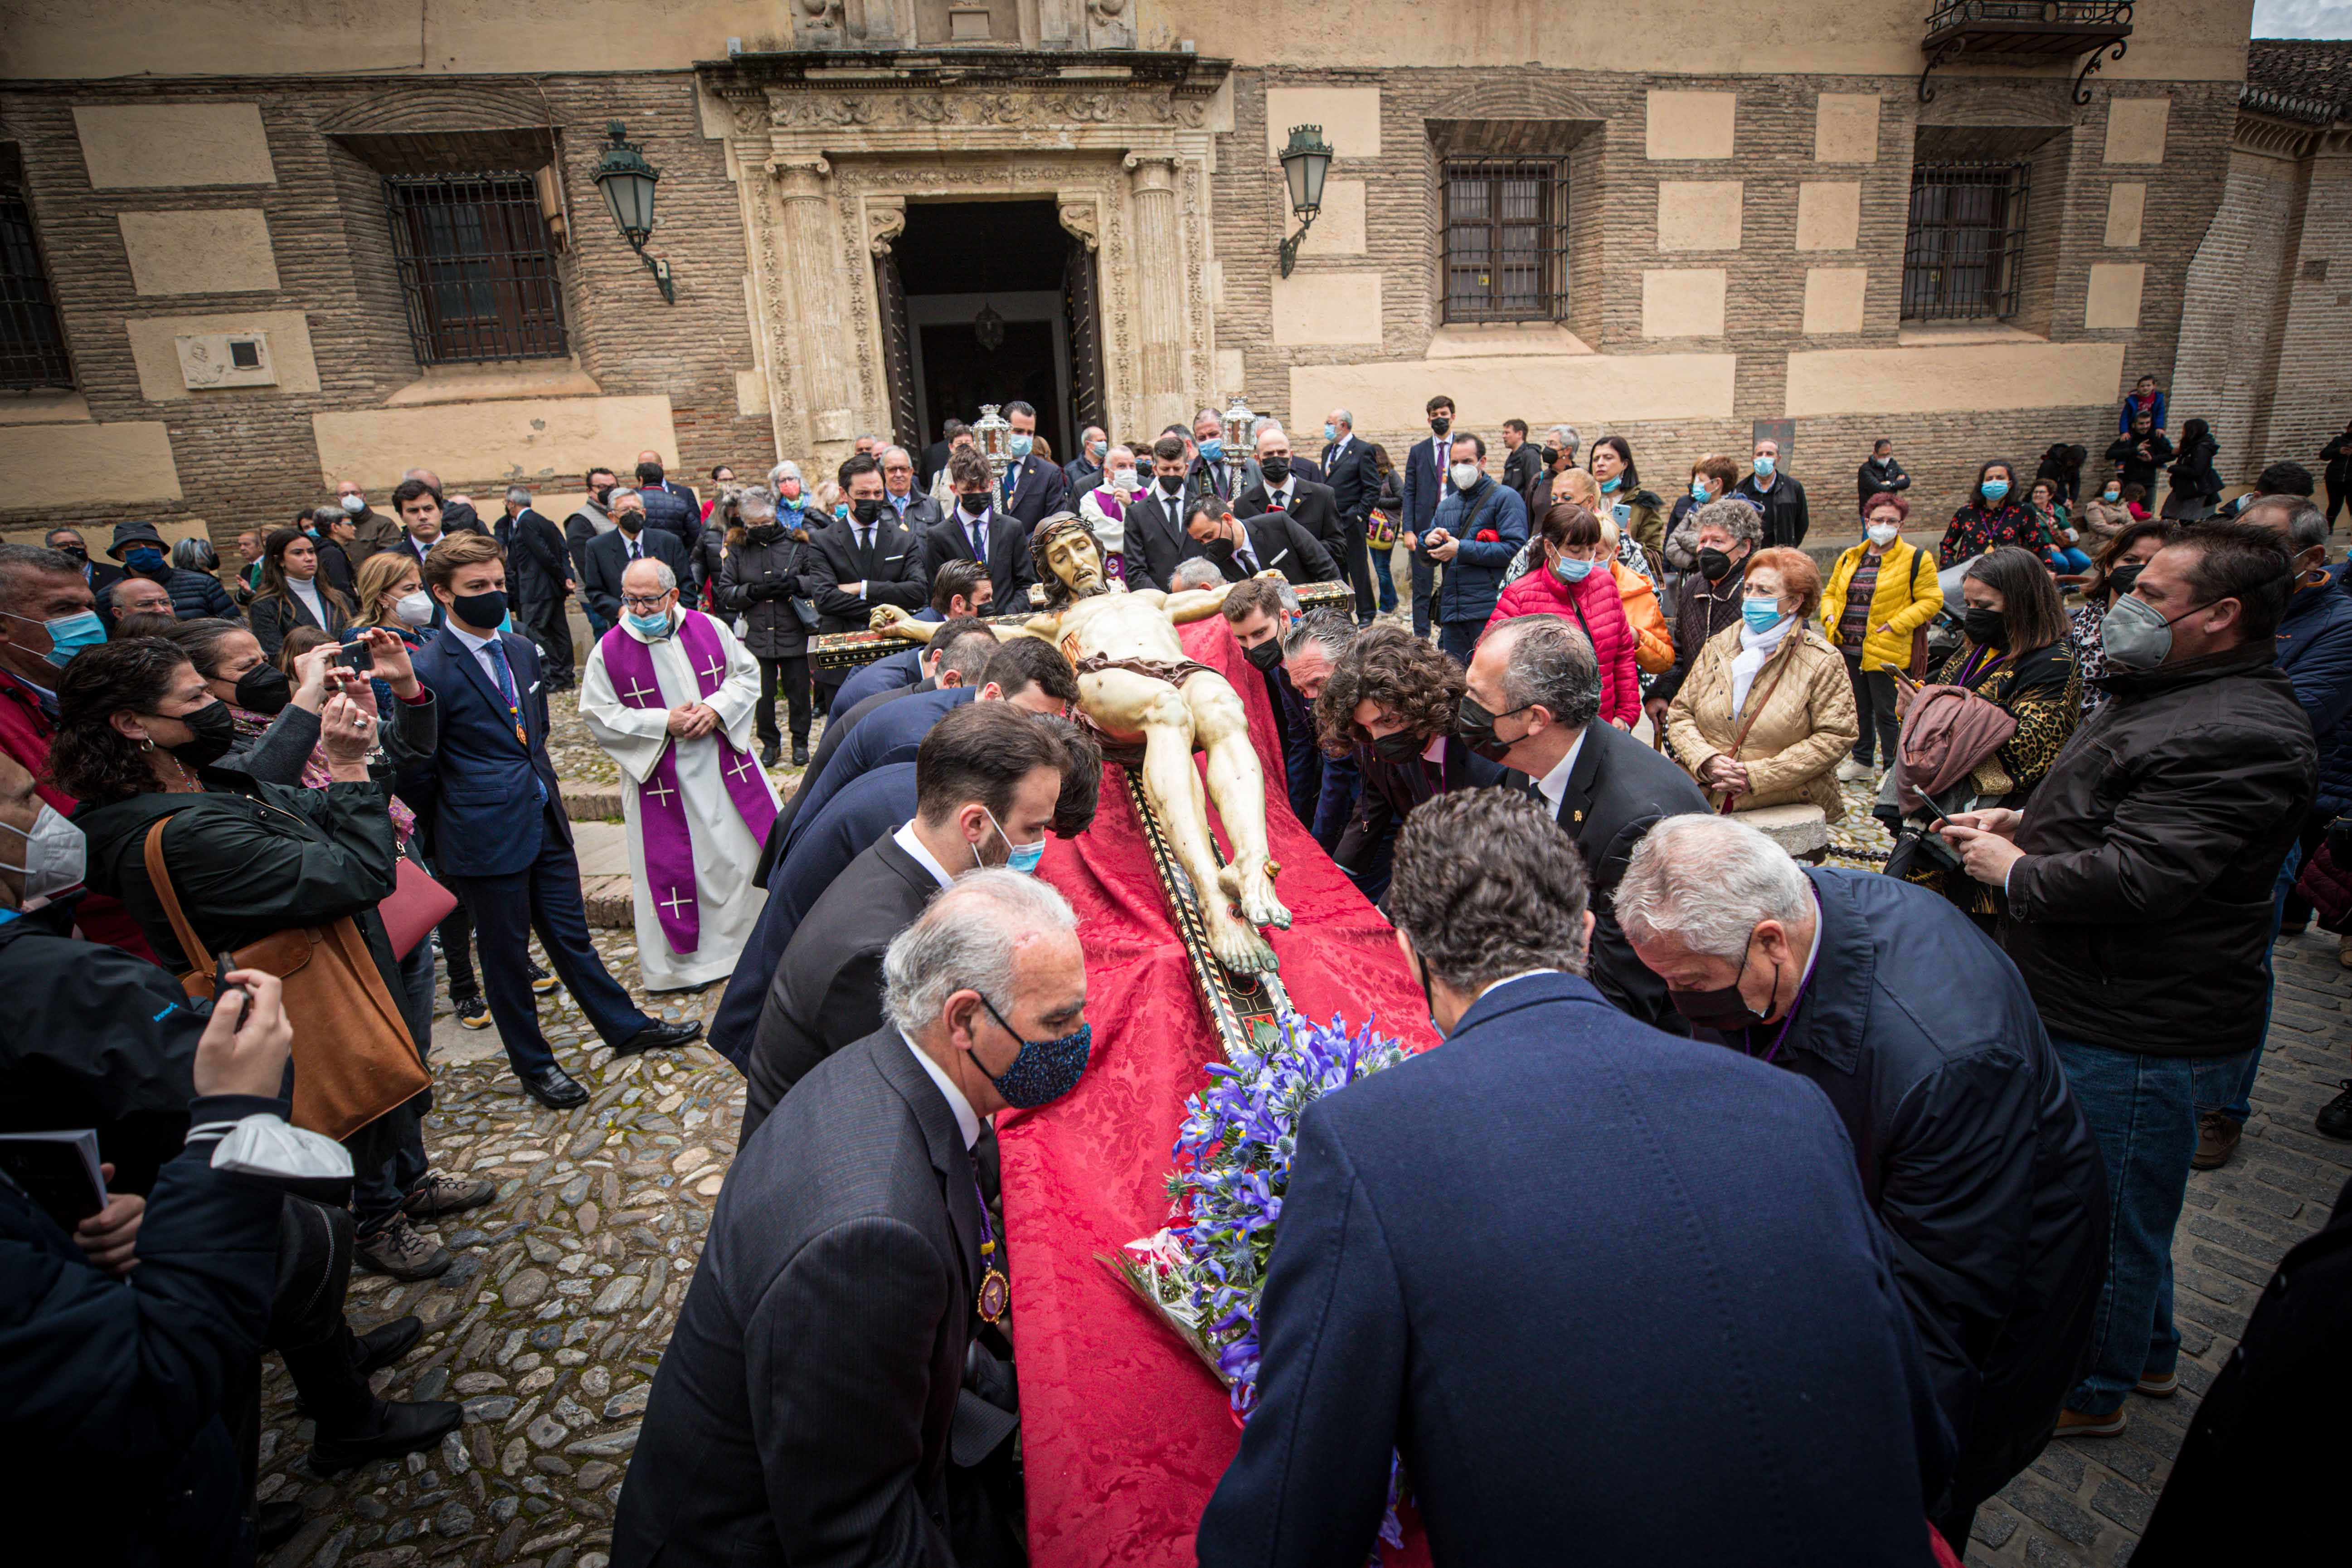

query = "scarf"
(1731, 614), (1793, 716)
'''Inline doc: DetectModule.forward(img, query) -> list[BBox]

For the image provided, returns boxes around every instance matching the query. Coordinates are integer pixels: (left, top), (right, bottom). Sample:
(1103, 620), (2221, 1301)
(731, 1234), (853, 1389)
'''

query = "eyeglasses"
(620, 593), (675, 612)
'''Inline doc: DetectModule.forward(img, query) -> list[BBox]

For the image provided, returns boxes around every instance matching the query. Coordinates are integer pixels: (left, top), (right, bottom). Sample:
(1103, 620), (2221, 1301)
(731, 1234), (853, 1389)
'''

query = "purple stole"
(598, 612), (778, 955)
(1090, 487), (1128, 582)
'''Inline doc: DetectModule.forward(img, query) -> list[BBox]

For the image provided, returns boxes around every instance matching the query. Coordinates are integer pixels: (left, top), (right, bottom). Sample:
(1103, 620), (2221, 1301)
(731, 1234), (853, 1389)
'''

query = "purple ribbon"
(598, 612), (779, 955)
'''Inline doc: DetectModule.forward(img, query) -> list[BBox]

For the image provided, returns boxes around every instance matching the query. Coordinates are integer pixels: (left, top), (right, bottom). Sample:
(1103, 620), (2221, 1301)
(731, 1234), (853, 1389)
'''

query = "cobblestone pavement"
(253, 694), (2350, 1568)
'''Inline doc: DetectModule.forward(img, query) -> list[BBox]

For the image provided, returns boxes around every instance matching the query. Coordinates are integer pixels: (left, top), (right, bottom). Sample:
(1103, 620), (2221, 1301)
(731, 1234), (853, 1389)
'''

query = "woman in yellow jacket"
(1817, 493), (1944, 780)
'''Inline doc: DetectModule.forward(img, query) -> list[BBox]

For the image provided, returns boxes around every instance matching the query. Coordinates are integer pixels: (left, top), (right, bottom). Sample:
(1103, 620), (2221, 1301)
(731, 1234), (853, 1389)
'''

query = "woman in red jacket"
(1481, 500), (1641, 727)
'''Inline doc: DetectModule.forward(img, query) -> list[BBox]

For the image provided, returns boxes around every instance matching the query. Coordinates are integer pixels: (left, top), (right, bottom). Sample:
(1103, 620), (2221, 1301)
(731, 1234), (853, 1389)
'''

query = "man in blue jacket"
(1198, 790), (1953, 1566)
(404, 533), (698, 1108)
(1424, 430), (1528, 665)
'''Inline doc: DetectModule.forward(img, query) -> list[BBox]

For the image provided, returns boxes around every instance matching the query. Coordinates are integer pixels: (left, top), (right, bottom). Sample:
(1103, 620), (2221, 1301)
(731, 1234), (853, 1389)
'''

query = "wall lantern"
(593, 121), (674, 305)
(1275, 123), (1333, 278)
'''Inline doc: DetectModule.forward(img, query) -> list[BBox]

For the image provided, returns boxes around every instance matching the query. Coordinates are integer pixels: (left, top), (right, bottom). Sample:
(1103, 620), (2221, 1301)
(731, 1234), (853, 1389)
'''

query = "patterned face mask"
(975, 995), (1091, 1109)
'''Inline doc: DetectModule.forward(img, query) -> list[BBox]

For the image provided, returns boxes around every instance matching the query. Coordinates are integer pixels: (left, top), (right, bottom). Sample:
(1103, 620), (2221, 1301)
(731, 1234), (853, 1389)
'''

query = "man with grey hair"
(617, 868), (1083, 1568)
(1464, 613), (1707, 1028)
(1616, 811), (2103, 1549)
(1168, 556), (1226, 593)
(1203, 787), (1955, 1563)
(499, 481), (576, 688)
(1318, 408), (1381, 623)
(1279, 610), (1362, 850)
(581, 484), (689, 630)
(878, 442), (942, 534)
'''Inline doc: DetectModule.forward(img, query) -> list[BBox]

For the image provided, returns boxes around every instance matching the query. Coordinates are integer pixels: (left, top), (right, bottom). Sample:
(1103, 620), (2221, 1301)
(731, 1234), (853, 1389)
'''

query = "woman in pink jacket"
(1481, 500), (1642, 727)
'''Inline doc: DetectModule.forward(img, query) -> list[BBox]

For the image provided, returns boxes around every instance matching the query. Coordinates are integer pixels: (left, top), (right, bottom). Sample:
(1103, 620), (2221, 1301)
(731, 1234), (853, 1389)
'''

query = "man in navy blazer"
(581, 491), (691, 627)
(1397, 393), (1458, 639)
(992, 400), (1068, 531)
(403, 534), (700, 1108)
(1199, 790), (1954, 1566)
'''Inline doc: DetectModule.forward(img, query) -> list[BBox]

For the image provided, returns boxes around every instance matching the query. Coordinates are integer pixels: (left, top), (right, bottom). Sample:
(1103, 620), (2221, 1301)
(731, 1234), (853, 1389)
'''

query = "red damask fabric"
(1005, 614), (1437, 1566)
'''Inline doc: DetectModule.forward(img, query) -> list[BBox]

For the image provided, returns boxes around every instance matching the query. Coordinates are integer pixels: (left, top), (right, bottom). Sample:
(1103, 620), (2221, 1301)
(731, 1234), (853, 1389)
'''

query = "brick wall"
(0, 73), (775, 548)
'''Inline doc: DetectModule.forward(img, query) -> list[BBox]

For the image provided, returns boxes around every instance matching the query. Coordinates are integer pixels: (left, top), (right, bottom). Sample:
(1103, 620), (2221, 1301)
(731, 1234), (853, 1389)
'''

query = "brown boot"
(355, 1214), (451, 1281)
(2055, 1405), (2127, 1438)
(2192, 1110), (2241, 1171)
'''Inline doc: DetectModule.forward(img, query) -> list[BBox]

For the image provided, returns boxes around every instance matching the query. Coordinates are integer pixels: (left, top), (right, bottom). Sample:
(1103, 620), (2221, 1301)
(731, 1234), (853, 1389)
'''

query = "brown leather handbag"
(143, 817), (429, 1143)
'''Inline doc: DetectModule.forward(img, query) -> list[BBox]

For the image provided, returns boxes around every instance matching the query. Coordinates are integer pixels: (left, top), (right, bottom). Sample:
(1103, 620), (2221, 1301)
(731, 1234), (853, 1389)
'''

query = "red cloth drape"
(1005, 612), (1437, 1566)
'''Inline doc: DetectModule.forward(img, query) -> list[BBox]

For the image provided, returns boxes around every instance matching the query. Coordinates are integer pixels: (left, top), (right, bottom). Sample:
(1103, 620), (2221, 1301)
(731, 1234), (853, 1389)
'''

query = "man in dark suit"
(631, 458), (697, 543)
(993, 400), (1068, 531)
(1236, 424), (1351, 570)
(917, 417), (968, 491)
(1185, 407), (1259, 505)
(1219, 578), (1325, 829)
(1123, 435), (1206, 594)
(1464, 614), (1710, 1030)
(743, 702), (1072, 1133)
(1500, 417), (1544, 515)
(920, 447), (1036, 610)
(806, 454), (928, 705)
(1197, 790), (1955, 1565)
(614, 870), (1089, 1568)
(564, 467), (620, 635)
(1318, 407), (1380, 625)
(580, 490), (691, 630)
(1186, 495), (1339, 587)
(1399, 393), (1458, 638)
(1064, 422), (1107, 494)
(498, 485), (576, 691)
(879, 444), (943, 536)
(402, 534), (699, 1108)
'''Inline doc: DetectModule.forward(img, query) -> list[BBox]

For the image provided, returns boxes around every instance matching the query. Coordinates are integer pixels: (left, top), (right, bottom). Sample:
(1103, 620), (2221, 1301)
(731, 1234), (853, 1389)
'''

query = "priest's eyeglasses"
(621, 592), (677, 612)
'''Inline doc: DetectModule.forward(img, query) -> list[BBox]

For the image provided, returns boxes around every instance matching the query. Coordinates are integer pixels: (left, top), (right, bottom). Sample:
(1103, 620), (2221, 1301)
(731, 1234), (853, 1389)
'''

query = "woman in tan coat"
(1666, 545), (1860, 820)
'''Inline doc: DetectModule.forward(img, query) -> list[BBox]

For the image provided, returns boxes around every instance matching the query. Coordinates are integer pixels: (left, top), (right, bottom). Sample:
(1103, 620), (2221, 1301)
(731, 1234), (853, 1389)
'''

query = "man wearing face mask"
(991, 399), (1069, 531)
(498, 485), (576, 690)
(920, 446), (1038, 609)
(1398, 395), (1459, 639)
(1939, 521), (2316, 1442)
(1856, 437), (1912, 515)
(810, 454), (930, 709)
(1616, 813), (2102, 1551)
(1065, 423), (1109, 493)
(1237, 424), (1353, 589)
(564, 466), (622, 634)
(620, 871), (1083, 1568)
(1201, 791), (1956, 1568)
(1218, 577), (1323, 823)
(582, 486), (692, 631)
(96, 520), (237, 622)
(1463, 614), (1707, 1028)
(1122, 434), (1210, 594)
(335, 479), (401, 556)
(1734, 437), (1811, 549)
(740, 703), (1073, 1131)
(1424, 431), (1530, 667)
(1187, 407), (1257, 505)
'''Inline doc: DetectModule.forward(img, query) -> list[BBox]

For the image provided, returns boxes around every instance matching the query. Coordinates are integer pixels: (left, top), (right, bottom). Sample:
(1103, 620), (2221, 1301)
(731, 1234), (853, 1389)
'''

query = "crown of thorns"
(1028, 511), (1094, 579)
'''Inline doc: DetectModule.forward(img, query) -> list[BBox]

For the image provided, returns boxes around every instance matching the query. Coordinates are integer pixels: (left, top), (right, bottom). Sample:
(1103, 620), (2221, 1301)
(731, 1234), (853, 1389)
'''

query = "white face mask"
(1449, 461), (1480, 490)
(339, 494), (367, 515)
(1109, 469), (1137, 493)
(1866, 523), (1899, 547)
(0, 802), (86, 908)
(394, 591), (436, 628)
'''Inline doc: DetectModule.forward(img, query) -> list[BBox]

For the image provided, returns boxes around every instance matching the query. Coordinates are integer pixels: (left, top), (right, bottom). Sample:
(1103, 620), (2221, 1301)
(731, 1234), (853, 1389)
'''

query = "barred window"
(0, 185), (72, 390)
(385, 173), (567, 365)
(1441, 159), (1569, 324)
(1902, 161), (2030, 322)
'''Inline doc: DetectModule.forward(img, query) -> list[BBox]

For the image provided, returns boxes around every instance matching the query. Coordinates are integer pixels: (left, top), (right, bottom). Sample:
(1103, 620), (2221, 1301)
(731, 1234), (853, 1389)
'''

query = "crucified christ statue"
(871, 513), (1292, 974)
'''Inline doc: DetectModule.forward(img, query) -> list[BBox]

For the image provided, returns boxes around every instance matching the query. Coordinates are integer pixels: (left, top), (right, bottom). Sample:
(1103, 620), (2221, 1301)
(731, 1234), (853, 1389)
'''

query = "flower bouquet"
(1103, 1009), (1414, 1551)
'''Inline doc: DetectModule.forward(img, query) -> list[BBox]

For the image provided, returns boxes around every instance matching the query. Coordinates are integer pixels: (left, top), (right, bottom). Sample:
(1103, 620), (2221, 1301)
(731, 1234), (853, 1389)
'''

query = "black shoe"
(453, 993), (491, 1030)
(761, 739), (782, 768)
(257, 1502), (306, 1553)
(791, 740), (810, 767)
(2319, 1080), (2352, 1141)
(528, 961), (558, 996)
(520, 1064), (588, 1109)
(351, 1315), (423, 1377)
(614, 1018), (703, 1058)
(309, 1398), (464, 1477)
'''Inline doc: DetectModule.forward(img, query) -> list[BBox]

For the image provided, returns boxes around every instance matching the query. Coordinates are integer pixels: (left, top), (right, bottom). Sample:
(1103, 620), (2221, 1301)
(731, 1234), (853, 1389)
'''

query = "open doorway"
(879, 198), (1103, 467)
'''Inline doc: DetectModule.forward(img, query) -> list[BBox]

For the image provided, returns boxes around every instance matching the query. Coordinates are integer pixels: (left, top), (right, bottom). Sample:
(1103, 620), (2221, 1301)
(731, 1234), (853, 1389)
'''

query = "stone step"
(583, 874), (633, 931)
(562, 777), (623, 822)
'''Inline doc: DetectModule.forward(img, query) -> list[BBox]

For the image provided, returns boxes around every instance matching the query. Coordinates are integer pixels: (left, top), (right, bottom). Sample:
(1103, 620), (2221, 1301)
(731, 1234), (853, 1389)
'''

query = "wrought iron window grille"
(1440, 158), (1570, 325)
(1901, 160), (2031, 322)
(385, 173), (569, 366)
(0, 187), (72, 390)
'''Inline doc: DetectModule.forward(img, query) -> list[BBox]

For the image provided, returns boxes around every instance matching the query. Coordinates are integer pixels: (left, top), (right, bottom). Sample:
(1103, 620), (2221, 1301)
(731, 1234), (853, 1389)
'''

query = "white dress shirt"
(1531, 726), (1589, 820)
(903, 1030), (981, 1150)
(448, 620), (510, 691)
(893, 819), (962, 890)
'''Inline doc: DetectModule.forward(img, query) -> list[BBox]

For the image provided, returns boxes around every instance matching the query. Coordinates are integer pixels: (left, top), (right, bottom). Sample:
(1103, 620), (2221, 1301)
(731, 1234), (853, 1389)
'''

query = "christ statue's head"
(1030, 512), (1106, 609)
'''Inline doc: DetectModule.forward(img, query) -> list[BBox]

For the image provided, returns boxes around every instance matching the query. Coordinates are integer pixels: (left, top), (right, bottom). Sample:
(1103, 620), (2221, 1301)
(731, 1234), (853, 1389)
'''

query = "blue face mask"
(125, 546), (165, 573)
(625, 608), (673, 640)
(1752, 455), (1775, 478)
(1981, 479), (2010, 504)
(833, 503), (850, 522)
(1008, 433), (1034, 460)
(1599, 475), (1622, 493)
(980, 805), (1046, 876)
(1197, 437), (1224, 462)
(2, 609), (107, 669)
(977, 995), (1092, 1109)
(1550, 555), (1595, 584)
(1742, 597), (1786, 634)
(1322, 422), (1338, 442)
(1691, 480), (1711, 503)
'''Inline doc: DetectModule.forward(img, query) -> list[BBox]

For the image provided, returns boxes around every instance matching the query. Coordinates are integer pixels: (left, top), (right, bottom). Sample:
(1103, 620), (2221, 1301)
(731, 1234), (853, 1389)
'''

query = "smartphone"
(335, 641), (375, 674)
(214, 950), (248, 1021)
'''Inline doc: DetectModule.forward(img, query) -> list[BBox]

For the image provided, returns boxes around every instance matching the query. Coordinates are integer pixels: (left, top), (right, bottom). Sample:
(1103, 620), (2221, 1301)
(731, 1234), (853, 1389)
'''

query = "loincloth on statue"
(1069, 653), (1223, 768)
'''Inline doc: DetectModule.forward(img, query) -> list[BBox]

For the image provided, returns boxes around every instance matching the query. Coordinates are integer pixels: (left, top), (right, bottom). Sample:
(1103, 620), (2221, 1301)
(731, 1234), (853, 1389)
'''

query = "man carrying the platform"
(874, 511), (1293, 975)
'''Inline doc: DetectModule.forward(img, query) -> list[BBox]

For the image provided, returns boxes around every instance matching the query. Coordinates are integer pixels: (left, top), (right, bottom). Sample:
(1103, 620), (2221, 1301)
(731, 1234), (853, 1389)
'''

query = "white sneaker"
(1836, 757), (1871, 782)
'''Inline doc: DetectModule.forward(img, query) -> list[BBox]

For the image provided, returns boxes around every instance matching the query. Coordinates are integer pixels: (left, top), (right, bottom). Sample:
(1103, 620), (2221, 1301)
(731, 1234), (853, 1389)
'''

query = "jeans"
(2045, 546), (2093, 574)
(1410, 552), (1435, 638)
(2221, 843), (2300, 1124)
(2327, 481), (2346, 528)
(2051, 1030), (2252, 1415)
(1438, 618), (1481, 667)
(351, 933), (436, 1237)
(1843, 653), (1900, 767)
(1369, 543), (1398, 614)
(755, 654), (812, 745)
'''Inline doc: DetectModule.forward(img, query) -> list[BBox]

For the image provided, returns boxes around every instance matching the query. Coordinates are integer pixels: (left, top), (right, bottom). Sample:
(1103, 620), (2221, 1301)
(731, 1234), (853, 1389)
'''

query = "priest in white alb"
(580, 557), (779, 991)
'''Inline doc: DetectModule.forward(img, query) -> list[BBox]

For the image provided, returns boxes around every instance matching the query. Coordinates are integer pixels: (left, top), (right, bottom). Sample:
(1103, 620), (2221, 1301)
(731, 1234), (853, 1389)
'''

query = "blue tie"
(485, 637), (547, 802)
(1001, 464), (1018, 505)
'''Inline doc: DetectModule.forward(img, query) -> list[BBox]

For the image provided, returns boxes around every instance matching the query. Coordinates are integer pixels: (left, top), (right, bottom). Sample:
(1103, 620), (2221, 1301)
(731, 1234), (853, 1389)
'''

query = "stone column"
(768, 155), (856, 449)
(1126, 153), (1188, 436)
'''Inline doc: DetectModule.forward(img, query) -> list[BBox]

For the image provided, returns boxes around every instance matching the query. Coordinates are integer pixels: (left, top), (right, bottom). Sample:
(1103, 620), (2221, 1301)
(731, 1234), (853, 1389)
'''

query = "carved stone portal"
(712, 66), (1223, 468)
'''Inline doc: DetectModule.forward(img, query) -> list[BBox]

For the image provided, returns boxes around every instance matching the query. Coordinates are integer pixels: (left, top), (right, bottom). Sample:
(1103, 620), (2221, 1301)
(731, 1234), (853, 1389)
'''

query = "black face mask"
(1429, 417), (1451, 438)
(451, 589), (508, 629)
(1455, 693), (1535, 763)
(57, 544), (87, 564)
(852, 498), (884, 527)
(1243, 636), (1283, 672)
(961, 494), (992, 519)
(616, 512), (643, 535)
(1667, 931), (1779, 1034)
(1370, 728), (1424, 763)
(160, 699), (238, 770)
(747, 522), (785, 545)
(233, 664), (292, 715)
(1258, 456), (1291, 487)
(1540, 447), (1560, 468)
(2104, 562), (2144, 600)
(1697, 547), (1734, 583)
(1962, 605), (2007, 647)
(593, 486), (614, 506)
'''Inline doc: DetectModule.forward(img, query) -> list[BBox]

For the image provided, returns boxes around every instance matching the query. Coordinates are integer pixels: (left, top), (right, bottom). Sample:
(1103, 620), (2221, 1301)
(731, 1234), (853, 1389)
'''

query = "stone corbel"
(1056, 194), (1102, 252)
(866, 196), (909, 256)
